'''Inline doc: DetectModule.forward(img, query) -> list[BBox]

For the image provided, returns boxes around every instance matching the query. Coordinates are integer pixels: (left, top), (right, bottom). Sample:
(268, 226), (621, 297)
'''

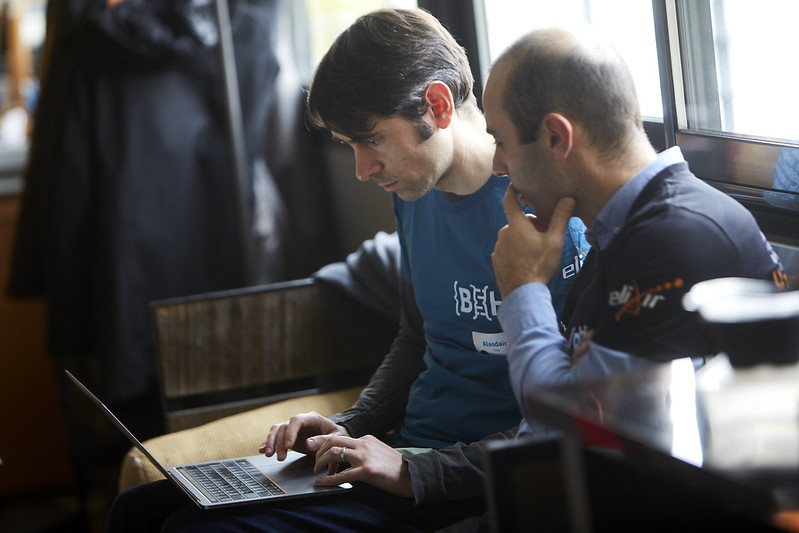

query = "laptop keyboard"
(180, 459), (286, 503)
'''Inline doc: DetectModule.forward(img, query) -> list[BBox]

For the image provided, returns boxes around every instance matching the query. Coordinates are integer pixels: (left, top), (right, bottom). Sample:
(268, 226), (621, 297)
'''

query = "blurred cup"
(683, 277), (799, 368)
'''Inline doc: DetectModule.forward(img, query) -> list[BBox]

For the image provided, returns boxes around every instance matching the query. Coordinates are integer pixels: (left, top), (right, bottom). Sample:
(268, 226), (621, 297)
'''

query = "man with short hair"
(106, 10), (589, 531)
(483, 27), (786, 433)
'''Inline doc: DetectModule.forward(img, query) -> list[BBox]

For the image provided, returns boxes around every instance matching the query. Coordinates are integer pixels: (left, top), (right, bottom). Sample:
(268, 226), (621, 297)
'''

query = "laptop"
(65, 370), (352, 509)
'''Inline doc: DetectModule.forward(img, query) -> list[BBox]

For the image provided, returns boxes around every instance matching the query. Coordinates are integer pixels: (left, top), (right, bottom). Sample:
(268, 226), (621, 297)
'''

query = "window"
(660, 0), (799, 216)
(0, 0), (46, 178)
(476, 0), (799, 223)
(674, 0), (799, 142)
(293, 0), (417, 81)
(479, 0), (663, 120)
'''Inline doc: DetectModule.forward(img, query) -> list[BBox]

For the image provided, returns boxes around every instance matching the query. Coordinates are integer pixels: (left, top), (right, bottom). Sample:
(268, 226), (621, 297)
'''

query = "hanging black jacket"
(8, 0), (286, 402)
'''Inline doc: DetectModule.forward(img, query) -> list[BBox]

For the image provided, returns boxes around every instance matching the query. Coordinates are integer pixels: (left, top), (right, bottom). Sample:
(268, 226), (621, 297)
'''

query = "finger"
(501, 184), (527, 225)
(313, 438), (354, 474)
(274, 424), (292, 460)
(259, 433), (270, 454)
(261, 423), (283, 455)
(325, 445), (352, 476)
(313, 441), (341, 474)
(315, 468), (358, 488)
(261, 425), (278, 456)
(547, 197), (576, 236)
(305, 434), (324, 452)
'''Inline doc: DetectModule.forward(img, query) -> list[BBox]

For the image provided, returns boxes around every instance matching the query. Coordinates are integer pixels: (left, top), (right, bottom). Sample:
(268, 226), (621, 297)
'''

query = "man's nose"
(354, 149), (383, 182)
(492, 152), (508, 178)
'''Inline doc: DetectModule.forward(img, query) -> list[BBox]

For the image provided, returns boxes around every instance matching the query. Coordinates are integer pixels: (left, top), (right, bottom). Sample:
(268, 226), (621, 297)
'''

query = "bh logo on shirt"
(453, 281), (508, 355)
(453, 281), (501, 321)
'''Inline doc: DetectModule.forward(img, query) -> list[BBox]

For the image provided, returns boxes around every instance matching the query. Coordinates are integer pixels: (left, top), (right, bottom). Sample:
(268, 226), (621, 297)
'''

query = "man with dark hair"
(306, 8), (476, 146)
(483, 27), (786, 433)
(106, 9), (589, 532)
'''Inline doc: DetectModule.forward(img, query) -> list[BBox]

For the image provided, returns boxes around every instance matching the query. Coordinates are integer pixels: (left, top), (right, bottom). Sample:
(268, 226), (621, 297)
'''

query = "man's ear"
(540, 113), (574, 161)
(424, 81), (454, 129)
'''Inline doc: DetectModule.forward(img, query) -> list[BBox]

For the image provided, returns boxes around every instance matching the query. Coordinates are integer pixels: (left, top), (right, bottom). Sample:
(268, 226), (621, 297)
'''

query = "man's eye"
(366, 138), (379, 146)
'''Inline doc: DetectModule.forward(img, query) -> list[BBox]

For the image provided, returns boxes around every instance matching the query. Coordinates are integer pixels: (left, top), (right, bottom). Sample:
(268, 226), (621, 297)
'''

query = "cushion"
(118, 387), (362, 491)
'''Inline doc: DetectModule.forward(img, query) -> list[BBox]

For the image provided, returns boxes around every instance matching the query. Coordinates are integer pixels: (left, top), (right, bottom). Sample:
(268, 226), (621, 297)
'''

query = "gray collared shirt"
(586, 146), (686, 250)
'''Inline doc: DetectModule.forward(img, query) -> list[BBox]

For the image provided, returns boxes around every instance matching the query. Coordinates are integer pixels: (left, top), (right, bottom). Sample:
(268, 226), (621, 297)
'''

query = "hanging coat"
(7, 0), (286, 402)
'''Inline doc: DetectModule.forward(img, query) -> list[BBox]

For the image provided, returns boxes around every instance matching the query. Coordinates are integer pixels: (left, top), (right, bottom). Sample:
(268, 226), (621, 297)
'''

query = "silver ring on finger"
(340, 446), (347, 463)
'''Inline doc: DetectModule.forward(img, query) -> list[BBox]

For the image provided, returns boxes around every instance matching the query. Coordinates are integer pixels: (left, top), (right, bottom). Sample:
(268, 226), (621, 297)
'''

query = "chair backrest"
(151, 278), (397, 432)
(483, 437), (592, 533)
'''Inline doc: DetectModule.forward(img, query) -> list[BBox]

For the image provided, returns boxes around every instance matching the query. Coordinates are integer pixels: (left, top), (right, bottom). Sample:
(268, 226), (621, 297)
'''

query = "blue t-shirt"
(394, 175), (590, 448)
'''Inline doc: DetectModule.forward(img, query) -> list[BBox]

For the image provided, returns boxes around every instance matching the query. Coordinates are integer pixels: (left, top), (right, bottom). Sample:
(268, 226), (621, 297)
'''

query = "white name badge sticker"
(472, 331), (509, 355)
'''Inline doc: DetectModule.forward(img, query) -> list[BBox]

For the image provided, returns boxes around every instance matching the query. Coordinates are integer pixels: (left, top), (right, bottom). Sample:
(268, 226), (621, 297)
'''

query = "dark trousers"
(106, 479), (483, 532)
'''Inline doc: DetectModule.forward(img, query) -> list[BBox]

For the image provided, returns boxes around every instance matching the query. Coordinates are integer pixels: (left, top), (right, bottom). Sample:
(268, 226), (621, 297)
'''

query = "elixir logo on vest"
(561, 250), (586, 280)
(453, 281), (501, 321)
(567, 324), (591, 357)
(609, 278), (684, 321)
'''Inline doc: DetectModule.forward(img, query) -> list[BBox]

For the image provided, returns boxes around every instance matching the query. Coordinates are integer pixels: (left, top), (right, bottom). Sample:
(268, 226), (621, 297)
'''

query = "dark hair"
(306, 8), (474, 138)
(496, 28), (642, 154)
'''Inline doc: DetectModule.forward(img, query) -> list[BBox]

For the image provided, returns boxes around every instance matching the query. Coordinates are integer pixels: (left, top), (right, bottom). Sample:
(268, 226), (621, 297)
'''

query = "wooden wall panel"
(0, 194), (74, 496)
